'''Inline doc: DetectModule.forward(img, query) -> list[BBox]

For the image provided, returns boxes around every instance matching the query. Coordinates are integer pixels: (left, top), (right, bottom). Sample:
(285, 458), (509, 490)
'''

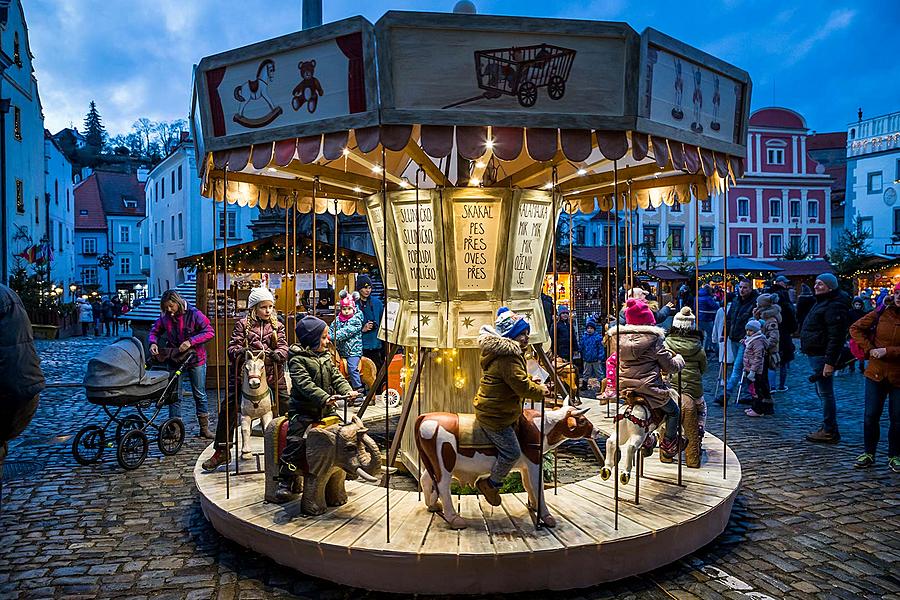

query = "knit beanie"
(624, 298), (655, 326)
(585, 319), (597, 331)
(356, 274), (373, 289)
(247, 287), (275, 310)
(557, 305), (569, 316)
(495, 307), (530, 339)
(672, 306), (696, 329)
(296, 315), (327, 348)
(627, 287), (648, 300)
(745, 319), (762, 333)
(816, 273), (839, 291)
(756, 293), (774, 308)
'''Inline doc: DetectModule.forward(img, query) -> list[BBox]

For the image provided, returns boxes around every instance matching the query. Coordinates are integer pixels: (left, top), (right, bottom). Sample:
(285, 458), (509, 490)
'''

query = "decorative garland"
(180, 237), (377, 274)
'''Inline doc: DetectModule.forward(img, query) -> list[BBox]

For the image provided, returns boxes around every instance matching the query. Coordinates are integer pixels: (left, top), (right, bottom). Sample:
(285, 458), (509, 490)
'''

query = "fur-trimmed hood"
(478, 325), (524, 369)
(606, 323), (666, 340)
(754, 304), (782, 323)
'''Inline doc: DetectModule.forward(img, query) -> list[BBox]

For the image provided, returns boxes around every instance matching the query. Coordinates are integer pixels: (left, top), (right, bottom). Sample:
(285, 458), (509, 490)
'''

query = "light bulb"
(469, 177), (480, 186)
(454, 375), (466, 389)
(577, 168), (587, 176)
(474, 161), (485, 169)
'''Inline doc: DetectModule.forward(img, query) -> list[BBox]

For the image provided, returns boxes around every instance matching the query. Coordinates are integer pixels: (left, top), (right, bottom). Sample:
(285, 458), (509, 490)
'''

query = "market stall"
(190, 9), (750, 594)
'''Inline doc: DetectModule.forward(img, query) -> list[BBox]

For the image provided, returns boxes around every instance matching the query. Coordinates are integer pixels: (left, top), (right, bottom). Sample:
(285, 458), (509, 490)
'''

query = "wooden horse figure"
(240, 349), (274, 459)
(600, 390), (699, 484)
(415, 400), (595, 530)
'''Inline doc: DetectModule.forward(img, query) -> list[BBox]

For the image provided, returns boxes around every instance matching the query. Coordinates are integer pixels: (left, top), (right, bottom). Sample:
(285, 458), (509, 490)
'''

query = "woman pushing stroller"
(202, 287), (288, 471)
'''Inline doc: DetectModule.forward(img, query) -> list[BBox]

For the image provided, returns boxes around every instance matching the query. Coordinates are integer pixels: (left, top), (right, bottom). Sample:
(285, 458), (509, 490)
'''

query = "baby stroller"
(72, 337), (189, 470)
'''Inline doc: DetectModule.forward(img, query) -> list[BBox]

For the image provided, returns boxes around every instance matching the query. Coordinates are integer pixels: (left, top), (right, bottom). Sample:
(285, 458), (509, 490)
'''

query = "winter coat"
(697, 288), (720, 324)
(617, 300), (673, 326)
(329, 312), (364, 357)
(358, 294), (384, 351)
(148, 304), (215, 367)
(473, 327), (545, 431)
(554, 318), (579, 360)
(796, 293), (815, 330)
(78, 302), (93, 323)
(753, 304), (781, 363)
(600, 352), (618, 398)
(101, 300), (114, 322)
(742, 332), (768, 375)
(0, 285), (45, 440)
(725, 290), (759, 343)
(541, 293), (555, 339)
(607, 323), (682, 410)
(799, 289), (852, 366)
(581, 329), (604, 363)
(849, 304), (900, 386)
(286, 344), (354, 422)
(713, 307), (731, 362)
(227, 316), (289, 394)
(663, 329), (707, 399)
(767, 285), (798, 361)
(90, 301), (102, 322)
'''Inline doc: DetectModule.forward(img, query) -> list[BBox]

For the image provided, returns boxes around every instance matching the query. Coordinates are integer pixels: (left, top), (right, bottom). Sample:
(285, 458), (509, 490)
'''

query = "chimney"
(858, 107), (863, 121)
(136, 167), (149, 183)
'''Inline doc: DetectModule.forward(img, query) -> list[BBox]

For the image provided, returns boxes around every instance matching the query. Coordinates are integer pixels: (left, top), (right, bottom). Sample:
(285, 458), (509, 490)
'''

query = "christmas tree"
(83, 101), (108, 152)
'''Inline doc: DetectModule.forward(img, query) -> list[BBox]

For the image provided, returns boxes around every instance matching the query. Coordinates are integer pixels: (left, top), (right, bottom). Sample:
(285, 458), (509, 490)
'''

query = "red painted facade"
(728, 107), (832, 259)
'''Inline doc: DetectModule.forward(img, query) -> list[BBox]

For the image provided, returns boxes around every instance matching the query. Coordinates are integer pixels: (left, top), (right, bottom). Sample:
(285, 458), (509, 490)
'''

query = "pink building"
(728, 107), (832, 260)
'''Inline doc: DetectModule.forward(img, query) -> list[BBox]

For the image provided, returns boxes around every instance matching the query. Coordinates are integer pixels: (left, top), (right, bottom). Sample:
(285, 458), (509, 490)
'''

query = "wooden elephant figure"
(264, 415), (382, 515)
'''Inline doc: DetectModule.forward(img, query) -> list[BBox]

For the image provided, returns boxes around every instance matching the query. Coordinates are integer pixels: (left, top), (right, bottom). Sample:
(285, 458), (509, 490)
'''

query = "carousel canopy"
(191, 11), (751, 214)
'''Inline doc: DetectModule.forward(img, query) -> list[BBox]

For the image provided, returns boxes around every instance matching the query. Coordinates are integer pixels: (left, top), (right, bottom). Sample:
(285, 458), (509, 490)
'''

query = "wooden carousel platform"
(195, 402), (741, 595)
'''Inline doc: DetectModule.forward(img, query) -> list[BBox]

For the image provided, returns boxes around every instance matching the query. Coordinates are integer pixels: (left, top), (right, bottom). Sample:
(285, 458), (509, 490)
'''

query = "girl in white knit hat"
(203, 287), (288, 471)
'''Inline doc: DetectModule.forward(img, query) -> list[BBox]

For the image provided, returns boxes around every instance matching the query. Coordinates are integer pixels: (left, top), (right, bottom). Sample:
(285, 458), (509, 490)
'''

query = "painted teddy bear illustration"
(292, 60), (324, 113)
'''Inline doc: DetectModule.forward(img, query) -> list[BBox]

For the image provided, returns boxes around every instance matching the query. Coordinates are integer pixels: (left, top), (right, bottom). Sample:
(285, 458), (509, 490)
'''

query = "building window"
(218, 210), (237, 239)
(643, 225), (658, 249)
(573, 225), (585, 245)
(120, 257), (131, 275)
(178, 165), (183, 190)
(155, 181), (159, 202)
(700, 227), (714, 250)
(769, 234), (783, 256)
(13, 106), (22, 141)
(161, 178), (165, 199)
(123, 198), (137, 209)
(14, 32), (23, 67)
(859, 216), (874, 236)
(170, 215), (175, 241)
(790, 199), (801, 219)
(34, 197), (39, 224)
(54, 180), (59, 205)
(789, 234), (802, 250)
(83, 267), (98, 285)
(171, 171), (175, 194)
(67, 188), (71, 211)
(893, 208), (900, 235)
(896, 159), (900, 182)
(738, 234), (752, 256)
(160, 220), (165, 241)
(669, 226), (684, 251)
(119, 225), (130, 243)
(82, 238), (97, 255)
(769, 198), (782, 218)
(15, 180), (24, 214)
(807, 235), (820, 256)
(671, 202), (682, 213)
(178, 213), (184, 240)
(58, 223), (63, 252)
(737, 197), (750, 217)
(807, 200), (819, 219)
(701, 198), (712, 213)
(154, 222), (158, 244)
(868, 171), (883, 194)
(766, 148), (784, 165)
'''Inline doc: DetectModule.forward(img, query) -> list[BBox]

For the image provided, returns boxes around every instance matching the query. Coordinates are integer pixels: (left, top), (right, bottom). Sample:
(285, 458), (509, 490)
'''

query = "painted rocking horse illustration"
(232, 58), (284, 128)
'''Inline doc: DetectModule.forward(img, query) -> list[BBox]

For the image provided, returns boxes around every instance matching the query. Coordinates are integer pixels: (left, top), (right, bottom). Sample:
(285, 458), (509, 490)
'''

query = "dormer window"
(123, 199), (137, 209)
(14, 32), (23, 68)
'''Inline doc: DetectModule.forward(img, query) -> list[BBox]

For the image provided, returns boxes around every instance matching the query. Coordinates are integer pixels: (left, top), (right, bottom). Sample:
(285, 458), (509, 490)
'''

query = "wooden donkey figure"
(239, 349), (274, 459)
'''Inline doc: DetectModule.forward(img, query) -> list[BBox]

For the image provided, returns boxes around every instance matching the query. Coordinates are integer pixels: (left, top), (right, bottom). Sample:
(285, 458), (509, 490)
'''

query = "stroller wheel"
(158, 418), (185, 456)
(117, 429), (149, 470)
(73, 425), (106, 465)
(115, 414), (145, 445)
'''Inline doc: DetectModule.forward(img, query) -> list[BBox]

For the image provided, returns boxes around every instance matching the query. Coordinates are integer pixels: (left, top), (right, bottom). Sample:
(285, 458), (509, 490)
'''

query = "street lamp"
(69, 283), (78, 301)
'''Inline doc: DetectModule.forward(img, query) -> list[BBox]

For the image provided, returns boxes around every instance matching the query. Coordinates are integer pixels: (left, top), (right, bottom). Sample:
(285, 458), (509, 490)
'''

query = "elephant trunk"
(359, 433), (383, 477)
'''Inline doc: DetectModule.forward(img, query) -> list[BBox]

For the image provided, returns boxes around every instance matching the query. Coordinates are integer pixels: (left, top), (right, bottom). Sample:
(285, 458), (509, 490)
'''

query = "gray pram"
(73, 337), (189, 470)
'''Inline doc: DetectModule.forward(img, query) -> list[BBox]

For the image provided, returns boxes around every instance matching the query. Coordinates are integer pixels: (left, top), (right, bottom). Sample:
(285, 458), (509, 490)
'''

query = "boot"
(274, 478), (299, 503)
(475, 477), (501, 507)
(201, 448), (230, 471)
(198, 414), (215, 440)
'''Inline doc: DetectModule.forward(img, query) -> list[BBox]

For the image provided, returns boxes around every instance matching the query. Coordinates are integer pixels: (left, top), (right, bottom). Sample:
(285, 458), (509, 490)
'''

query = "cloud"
(784, 8), (856, 66)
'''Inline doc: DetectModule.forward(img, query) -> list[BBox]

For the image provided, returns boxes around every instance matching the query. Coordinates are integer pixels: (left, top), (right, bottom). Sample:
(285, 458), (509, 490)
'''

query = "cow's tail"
(414, 414), (439, 483)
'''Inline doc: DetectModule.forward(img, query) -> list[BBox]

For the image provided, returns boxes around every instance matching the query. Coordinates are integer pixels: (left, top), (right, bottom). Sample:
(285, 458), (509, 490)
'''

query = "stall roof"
(646, 267), (689, 281)
(776, 259), (833, 278)
(697, 257), (783, 273)
(128, 282), (197, 323)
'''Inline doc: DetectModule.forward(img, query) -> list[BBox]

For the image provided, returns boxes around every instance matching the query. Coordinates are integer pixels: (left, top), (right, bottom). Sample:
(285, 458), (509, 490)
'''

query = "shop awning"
(697, 257), (783, 274)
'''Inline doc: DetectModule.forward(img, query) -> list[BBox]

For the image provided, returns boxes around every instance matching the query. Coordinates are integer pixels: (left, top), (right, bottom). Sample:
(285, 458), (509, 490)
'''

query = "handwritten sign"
(452, 201), (500, 292)
(510, 200), (550, 292)
(393, 203), (439, 293)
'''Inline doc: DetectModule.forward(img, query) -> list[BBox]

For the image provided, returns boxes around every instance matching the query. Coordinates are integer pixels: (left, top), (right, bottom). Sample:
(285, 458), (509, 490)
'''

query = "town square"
(0, 1), (898, 598)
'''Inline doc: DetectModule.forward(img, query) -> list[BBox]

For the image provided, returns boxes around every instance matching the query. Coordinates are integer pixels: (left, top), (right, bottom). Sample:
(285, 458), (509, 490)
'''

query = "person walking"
(111, 296), (122, 336)
(90, 297), (103, 336)
(554, 305), (579, 361)
(849, 283), (900, 472)
(149, 289), (215, 437)
(697, 284), (720, 355)
(848, 297), (870, 373)
(77, 299), (93, 336)
(356, 275), (385, 373)
(768, 276), (797, 391)
(724, 279), (759, 401)
(800, 274), (851, 444)
(101, 296), (114, 337)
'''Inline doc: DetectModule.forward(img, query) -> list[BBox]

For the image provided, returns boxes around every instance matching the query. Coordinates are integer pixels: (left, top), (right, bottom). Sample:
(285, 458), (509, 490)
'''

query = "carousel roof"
(191, 11), (751, 215)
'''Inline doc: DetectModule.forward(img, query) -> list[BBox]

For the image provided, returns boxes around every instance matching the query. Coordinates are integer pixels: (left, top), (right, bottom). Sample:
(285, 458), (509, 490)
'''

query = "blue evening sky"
(26, 0), (900, 136)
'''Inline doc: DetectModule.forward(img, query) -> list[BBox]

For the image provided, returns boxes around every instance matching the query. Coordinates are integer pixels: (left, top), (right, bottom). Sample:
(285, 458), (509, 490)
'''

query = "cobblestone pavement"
(1, 333), (898, 599)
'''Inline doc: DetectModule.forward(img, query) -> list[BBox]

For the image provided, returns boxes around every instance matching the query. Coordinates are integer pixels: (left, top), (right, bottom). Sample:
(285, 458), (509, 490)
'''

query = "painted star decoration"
(420, 315), (431, 326)
(461, 316), (475, 329)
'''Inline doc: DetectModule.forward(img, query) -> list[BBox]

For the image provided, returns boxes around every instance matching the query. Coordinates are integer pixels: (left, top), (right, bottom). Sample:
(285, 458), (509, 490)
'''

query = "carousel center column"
(366, 188), (557, 476)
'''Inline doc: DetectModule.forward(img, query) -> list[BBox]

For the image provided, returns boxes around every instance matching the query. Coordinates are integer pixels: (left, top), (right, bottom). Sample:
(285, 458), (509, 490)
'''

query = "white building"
(846, 110), (900, 255)
(44, 130), (76, 294)
(143, 136), (257, 296)
(1, 0), (46, 283)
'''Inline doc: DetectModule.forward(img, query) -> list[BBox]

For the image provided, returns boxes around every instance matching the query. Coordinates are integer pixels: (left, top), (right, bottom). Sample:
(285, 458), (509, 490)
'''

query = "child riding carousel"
(202, 287), (288, 471)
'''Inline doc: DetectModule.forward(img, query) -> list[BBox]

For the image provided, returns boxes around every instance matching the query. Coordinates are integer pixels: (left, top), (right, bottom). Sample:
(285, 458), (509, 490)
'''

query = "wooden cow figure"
(414, 404), (595, 530)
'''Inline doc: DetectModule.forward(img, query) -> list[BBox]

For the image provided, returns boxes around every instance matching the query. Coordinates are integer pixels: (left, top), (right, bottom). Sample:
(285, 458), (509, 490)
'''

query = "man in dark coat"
(724, 278), (759, 396)
(800, 273), (851, 444)
(356, 275), (385, 372)
(0, 285), (45, 467)
(767, 275), (798, 391)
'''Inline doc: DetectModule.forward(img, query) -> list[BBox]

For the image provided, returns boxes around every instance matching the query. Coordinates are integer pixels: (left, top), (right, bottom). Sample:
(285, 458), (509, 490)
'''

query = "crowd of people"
(76, 294), (131, 337)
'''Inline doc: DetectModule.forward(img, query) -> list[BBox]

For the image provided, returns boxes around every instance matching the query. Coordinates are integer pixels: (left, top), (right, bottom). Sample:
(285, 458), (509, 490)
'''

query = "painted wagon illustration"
(444, 43), (576, 109)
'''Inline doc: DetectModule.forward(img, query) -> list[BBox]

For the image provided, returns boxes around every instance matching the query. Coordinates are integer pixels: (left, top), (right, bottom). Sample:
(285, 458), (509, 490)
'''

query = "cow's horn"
(572, 407), (590, 416)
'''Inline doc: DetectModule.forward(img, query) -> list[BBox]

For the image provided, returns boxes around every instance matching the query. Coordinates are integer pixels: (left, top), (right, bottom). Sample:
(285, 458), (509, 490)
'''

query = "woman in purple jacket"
(149, 289), (215, 437)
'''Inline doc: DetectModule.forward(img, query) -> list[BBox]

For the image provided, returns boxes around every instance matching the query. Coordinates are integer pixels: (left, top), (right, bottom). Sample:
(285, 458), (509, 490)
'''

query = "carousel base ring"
(194, 409), (741, 595)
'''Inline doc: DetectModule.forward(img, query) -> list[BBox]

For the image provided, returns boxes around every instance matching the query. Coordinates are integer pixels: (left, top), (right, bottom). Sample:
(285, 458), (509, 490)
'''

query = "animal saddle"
(457, 413), (536, 450)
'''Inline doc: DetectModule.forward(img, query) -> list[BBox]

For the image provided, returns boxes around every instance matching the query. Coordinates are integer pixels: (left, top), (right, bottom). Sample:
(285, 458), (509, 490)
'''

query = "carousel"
(190, 10), (749, 594)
